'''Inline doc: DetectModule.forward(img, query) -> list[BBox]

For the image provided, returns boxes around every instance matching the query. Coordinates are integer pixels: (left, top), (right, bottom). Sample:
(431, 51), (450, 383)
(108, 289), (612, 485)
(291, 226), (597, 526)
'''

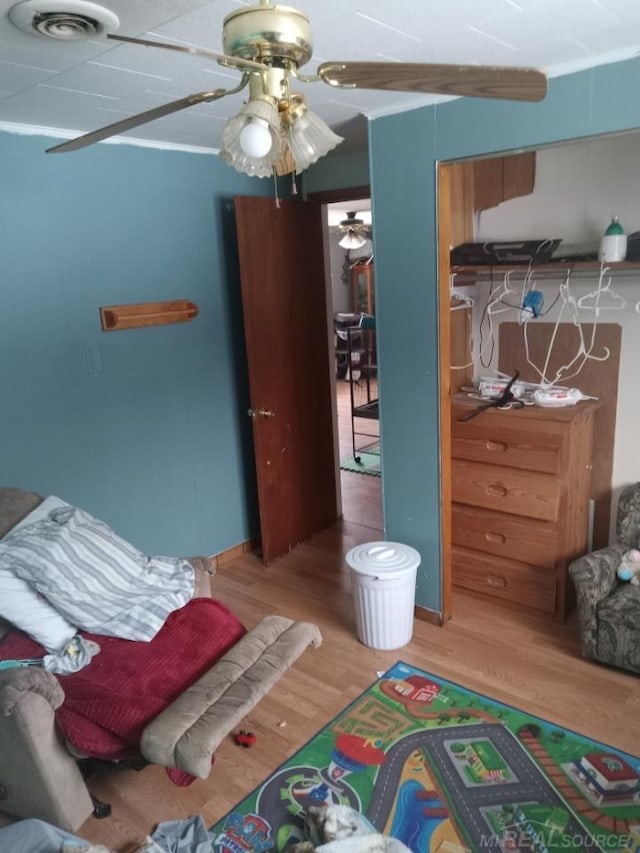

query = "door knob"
(247, 408), (275, 418)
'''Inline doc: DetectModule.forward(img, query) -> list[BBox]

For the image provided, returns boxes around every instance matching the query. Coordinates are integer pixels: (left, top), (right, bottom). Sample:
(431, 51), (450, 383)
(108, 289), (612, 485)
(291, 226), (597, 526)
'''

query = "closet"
(439, 135), (640, 621)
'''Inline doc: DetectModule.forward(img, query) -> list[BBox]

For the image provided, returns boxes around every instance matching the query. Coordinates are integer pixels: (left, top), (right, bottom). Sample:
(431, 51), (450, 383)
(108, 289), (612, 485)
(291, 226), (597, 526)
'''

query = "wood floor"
(15, 384), (640, 850)
(76, 400), (640, 851)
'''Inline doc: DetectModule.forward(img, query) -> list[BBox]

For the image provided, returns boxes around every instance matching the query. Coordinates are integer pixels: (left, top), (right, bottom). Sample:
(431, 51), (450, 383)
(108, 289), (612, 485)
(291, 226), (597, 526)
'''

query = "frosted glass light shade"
(221, 97), (283, 178)
(339, 231), (366, 250)
(288, 109), (343, 173)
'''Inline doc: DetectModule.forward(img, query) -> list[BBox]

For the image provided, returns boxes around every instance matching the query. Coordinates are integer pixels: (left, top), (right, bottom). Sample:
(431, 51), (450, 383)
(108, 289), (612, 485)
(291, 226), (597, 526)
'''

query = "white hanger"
(449, 273), (474, 311)
(522, 269), (610, 386)
(548, 271), (610, 385)
(576, 266), (625, 317)
(487, 270), (518, 316)
(523, 271), (572, 384)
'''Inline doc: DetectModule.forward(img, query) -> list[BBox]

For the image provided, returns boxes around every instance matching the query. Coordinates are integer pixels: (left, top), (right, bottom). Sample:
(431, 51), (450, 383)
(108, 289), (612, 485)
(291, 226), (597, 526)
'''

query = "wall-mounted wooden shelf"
(451, 260), (640, 282)
(100, 300), (199, 332)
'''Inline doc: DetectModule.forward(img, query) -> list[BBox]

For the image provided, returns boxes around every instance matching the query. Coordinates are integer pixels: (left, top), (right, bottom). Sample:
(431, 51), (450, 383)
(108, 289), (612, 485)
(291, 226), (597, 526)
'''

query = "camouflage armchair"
(569, 483), (640, 675)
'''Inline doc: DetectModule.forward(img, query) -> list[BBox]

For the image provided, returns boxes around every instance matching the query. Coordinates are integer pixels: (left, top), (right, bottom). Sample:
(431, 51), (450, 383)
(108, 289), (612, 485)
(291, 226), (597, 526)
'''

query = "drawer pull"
(486, 483), (508, 498)
(485, 440), (508, 452)
(486, 574), (507, 588)
(485, 531), (506, 544)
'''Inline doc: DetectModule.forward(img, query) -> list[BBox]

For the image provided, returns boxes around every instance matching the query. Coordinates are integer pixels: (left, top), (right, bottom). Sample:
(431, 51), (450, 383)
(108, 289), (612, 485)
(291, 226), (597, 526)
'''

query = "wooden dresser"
(451, 397), (598, 622)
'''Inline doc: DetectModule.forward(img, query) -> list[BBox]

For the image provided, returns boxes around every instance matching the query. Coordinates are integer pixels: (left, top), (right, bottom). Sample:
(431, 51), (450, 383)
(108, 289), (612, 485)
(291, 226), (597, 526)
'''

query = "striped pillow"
(0, 505), (194, 642)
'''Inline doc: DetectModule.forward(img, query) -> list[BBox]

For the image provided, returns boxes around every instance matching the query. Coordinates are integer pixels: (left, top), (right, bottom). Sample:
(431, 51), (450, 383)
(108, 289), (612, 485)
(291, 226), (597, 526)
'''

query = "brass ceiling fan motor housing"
(222, 3), (313, 68)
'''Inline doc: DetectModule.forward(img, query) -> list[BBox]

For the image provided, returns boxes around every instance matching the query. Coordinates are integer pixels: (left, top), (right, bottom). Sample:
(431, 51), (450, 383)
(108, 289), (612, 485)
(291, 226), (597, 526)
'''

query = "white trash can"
(346, 541), (421, 650)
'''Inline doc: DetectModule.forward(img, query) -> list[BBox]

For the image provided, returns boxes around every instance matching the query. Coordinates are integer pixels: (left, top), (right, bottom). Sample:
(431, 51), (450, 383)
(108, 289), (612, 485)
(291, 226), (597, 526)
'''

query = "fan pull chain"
(283, 74), (298, 196)
(273, 170), (281, 208)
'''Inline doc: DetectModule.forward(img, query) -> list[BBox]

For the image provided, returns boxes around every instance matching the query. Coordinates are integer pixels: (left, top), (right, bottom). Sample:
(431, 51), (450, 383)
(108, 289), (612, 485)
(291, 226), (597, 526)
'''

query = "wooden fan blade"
(46, 90), (227, 153)
(107, 34), (267, 71)
(318, 61), (547, 102)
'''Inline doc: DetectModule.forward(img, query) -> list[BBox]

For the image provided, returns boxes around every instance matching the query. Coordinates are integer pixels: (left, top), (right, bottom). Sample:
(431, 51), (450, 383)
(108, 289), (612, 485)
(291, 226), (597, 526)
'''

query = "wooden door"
(235, 195), (338, 564)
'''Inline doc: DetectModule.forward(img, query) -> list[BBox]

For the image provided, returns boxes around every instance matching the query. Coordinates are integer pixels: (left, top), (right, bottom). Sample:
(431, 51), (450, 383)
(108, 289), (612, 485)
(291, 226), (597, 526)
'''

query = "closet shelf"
(451, 260), (640, 282)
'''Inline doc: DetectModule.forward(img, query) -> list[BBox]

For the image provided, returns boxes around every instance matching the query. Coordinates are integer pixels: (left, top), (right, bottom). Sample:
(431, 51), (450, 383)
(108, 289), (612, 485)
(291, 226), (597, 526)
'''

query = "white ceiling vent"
(9, 0), (119, 40)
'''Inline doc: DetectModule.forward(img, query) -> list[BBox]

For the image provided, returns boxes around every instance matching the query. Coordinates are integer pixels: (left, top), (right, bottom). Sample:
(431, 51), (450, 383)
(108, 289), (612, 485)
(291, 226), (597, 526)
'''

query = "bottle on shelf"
(599, 215), (627, 262)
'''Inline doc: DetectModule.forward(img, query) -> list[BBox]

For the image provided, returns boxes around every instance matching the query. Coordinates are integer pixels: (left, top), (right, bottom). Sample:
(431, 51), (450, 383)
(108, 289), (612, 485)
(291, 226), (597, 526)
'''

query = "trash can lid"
(346, 541), (421, 579)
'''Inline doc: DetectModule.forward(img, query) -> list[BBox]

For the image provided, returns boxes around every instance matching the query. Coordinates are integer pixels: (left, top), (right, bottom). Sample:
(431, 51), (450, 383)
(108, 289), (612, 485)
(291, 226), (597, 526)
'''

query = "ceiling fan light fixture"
(338, 231), (367, 250)
(283, 98), (343, 173)
(221, 95), (284, 178)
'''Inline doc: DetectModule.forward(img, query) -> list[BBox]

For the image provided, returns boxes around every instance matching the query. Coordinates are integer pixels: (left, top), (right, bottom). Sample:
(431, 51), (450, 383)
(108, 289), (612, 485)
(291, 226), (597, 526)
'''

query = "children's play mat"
(209, 662), (640, 853)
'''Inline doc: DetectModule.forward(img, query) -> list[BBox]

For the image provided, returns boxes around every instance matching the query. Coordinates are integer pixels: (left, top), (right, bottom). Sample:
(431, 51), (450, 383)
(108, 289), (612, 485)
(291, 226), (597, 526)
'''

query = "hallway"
(335, 377), (382, 532)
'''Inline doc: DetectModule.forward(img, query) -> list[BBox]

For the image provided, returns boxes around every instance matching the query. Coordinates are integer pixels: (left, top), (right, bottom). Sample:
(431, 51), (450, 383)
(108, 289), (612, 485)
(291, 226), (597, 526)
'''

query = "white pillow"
(0, 566), (77, 653)
(0, 495), (78, 652)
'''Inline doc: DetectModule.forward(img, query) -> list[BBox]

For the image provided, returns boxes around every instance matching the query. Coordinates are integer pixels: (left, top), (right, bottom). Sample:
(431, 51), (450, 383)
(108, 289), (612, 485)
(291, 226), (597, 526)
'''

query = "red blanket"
(0, 598), (246, 783)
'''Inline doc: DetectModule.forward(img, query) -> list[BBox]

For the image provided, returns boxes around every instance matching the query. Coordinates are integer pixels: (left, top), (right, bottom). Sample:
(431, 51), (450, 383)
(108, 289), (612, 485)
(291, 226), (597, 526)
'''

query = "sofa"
(0, 487), (322, 831)
(569, 482), (640, 675)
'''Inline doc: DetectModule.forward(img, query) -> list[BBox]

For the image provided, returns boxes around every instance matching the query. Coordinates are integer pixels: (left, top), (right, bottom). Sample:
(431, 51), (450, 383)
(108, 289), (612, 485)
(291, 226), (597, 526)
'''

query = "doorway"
(324, 198), (382, 531)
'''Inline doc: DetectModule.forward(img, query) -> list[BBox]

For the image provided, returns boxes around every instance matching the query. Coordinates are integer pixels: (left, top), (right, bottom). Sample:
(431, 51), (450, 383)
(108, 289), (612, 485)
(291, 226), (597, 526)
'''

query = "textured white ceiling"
(2, 0), (640, 156)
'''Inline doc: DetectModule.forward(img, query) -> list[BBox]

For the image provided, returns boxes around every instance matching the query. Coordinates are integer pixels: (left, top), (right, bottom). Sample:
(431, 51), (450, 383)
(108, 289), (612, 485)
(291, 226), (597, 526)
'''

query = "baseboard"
(211, 538), (259, 569)
(415, 605), (444, 626)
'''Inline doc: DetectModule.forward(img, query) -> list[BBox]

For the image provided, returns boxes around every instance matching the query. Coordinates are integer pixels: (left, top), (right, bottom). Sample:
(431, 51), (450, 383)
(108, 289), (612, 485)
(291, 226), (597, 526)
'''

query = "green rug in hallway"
(340, 442), (380, 476)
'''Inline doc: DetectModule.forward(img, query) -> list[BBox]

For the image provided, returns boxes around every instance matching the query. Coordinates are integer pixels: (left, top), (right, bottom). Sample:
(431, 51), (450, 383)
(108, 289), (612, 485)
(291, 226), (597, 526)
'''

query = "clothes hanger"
(576, 266), (625, 317)
(522, 269), (610, 386)
(449, 273), (474, 311)
(487, 270), (519, 315)
(545, 272), (610, 385)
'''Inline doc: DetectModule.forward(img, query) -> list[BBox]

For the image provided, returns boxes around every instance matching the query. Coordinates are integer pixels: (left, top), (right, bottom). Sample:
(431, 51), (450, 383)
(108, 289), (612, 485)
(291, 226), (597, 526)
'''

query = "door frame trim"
(308, 186), (374, 524)
(311, 180), (455, 621)
(437, 163), (453, 623)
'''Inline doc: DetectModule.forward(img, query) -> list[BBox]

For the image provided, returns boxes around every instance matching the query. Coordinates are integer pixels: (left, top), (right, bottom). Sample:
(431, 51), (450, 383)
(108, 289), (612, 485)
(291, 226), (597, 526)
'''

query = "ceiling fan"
(44, 0), (548, 178)
(335, 213), (372, 250)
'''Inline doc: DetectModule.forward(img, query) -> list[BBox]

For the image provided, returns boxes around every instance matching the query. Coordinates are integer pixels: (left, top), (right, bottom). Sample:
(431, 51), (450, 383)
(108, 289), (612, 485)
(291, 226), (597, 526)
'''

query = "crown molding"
(0, 121), (219, 156)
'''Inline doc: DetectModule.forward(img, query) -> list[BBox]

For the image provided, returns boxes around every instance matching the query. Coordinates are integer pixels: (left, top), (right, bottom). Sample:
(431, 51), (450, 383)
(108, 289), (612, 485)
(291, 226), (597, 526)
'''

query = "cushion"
(0, 666), (65, 713)
(0, 597), (247, 768)
(0, 487), (43, 538)
(0, 503), (195, 642)
(0, 494), (78, 651)
(596, 584), (640, 674)
(0, 565), (77, 652)
(6, 494), (68, 534)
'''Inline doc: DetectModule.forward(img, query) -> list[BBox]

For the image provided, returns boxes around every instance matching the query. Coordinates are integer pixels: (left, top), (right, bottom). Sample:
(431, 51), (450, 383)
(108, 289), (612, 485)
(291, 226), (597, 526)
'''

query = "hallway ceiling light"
(339, 231), (367, 250)
(338, 212), (369, 249)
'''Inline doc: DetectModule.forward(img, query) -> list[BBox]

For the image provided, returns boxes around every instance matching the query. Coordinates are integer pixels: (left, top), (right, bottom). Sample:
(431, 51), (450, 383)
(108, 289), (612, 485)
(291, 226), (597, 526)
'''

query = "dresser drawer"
(452, 459), (560, 522)
(453, 546), (557, 614)
(452, 503), (559, 569)
(451, 418), (562, 474)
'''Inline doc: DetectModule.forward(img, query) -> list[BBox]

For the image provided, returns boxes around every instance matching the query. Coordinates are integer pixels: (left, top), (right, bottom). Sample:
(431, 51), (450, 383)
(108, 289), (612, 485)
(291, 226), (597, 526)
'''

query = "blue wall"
(369, 56), (640, 614)
(3, 56), (639, 598)
(0, 132), (271, 556)
(302, 150), (370, 196)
